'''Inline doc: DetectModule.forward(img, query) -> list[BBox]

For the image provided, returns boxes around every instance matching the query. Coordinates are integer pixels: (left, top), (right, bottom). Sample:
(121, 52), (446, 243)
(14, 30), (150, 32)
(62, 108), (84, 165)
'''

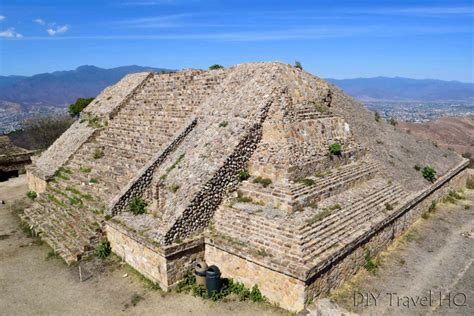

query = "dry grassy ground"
(331, 185), (474, 316)
(0, 176), (284, 316)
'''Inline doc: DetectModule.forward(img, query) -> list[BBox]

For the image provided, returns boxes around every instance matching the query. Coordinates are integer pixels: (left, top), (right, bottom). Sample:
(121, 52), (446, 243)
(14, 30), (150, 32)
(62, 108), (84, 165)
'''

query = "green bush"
(93, 148), (104, 159)
(209, 64), (224, 70)
(68, 97), (94, 117)
(238, 169), (250, 181)
(328, 143), (342, 156)
(414, 164), (421, 171)
(294, 61), (303, 70)
(297, 178), (315, 186)
(421, 166), (437, 183)
(385, 202), (394, 211)
(253, 177), (272, 188)
(218, 121), (228, 128)
(176, 272), (266, 303)
(388, 117), (397, 126)
(26, 191), (37, 200)
(95, 240), (111, 258)
(363, 250), (379, 273)
(128, 197), (147, 215)
(428, 200), (437, 212)
(169, 184), (180, 193)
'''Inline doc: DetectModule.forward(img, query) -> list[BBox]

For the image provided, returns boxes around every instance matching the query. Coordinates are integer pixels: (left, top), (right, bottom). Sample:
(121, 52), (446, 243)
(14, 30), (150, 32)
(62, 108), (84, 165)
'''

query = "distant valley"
(0, 65), (473, 133)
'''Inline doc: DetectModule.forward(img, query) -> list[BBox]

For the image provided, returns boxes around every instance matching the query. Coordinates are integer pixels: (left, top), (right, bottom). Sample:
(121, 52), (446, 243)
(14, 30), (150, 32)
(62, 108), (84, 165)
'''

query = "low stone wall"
(105, 222), (204, 290)
(205, 244), (306, 312)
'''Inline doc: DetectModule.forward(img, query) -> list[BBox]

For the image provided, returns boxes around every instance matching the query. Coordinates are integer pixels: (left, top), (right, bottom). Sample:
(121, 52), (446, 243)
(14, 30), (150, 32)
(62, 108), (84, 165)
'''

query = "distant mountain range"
(0, 66), (473, 111)
(0, 65), (171, 109)
(327, 77), (474, 102)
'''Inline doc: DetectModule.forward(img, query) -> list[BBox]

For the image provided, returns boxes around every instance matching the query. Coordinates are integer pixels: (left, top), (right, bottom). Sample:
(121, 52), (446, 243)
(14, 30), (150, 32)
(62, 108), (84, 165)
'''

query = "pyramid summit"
(23, 62), (469, 311)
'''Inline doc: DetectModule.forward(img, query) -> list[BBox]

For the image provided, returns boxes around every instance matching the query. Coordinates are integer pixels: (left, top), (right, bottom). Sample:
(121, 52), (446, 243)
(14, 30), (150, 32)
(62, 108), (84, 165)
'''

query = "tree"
(294, 61), (303, 70)
(421, 166), (437, 183)
(68, 97), (94, 117)
(209, 64), (224, 70)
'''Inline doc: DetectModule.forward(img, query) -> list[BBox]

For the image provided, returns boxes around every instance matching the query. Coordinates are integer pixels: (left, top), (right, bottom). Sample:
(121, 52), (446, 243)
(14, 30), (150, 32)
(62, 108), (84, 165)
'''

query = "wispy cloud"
(20, 24), (472, 42)
(119, 0), (185, 6)
(47, 24), (69, 36)
(33, 18), (46, 25)
(0, 15), (6, 21)
(0, 27), (23, 38)
(111, 13), (192, 27)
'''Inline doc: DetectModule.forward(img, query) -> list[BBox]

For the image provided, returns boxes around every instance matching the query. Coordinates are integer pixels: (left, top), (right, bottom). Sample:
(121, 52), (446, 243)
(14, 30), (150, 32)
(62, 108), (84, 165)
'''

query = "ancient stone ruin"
(23, 62), (469, 311)
(0, 136), (33, 182)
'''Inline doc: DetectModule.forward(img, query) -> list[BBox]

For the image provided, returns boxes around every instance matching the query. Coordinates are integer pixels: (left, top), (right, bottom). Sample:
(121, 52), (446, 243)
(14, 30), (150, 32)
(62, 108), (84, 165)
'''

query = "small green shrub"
(87, 116), (104, 129)
(93, 148), (104, 159)
(69, 196), (83, 206)
(169, 184), (180, 193)
(305, 208), (333, 225)
(26, 191), (37, 200)
(363, 250), (379, 273)
(218, 121), (228, 128)
(256, 248), (270, 257)
(209, 64), (224, 70)
(176, 272), (266, 303)
(328, 143), (342, 156)
(235, 192), (253, 203)
(384, 202), (394, 211)
(312, 102), (330, 113)
(421, 166), (437, 183)
(253, 177), (272, 188)
(294, 61), (303, 70)
(421, 212), (430, 219)
(80, 166), (92, 173)
(414, 164), (421, 171)
(128, 197), (147, 215)
(328, 204), (341, 211)
(428, 200), (437, 212)
(89, 178), (98, 184)
(95, 240), (111, 258)
(298, 178), (315, 186)
(238, 169), (250, 181)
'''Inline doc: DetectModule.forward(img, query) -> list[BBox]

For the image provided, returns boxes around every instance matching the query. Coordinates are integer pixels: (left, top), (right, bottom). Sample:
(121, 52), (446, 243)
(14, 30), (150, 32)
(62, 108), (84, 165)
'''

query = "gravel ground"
(0, 176), (284, 316)
(331, 187), (474, 316)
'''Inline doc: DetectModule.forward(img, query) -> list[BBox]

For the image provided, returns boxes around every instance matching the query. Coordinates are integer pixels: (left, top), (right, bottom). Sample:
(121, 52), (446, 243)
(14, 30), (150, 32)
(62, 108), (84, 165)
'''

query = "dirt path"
(332, 188), (474, 316)
(0, 176), (284, 316)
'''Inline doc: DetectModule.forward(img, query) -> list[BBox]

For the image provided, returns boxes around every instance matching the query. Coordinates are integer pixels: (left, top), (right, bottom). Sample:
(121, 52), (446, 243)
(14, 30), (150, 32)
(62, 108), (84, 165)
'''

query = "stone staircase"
(238, 160), (379, 210)
(294, 104), (334, 120)
(300, 182), (407, 265)
(23, 183), (103, 264)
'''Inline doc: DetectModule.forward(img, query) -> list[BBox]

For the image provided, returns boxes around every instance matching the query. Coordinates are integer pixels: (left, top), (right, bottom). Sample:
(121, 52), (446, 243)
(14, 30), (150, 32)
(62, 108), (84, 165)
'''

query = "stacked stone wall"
(106, 222), (204, 290)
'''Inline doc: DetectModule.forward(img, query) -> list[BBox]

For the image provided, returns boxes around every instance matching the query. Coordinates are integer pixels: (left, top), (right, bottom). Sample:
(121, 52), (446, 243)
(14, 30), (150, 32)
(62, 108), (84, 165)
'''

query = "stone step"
(301, 187), (407, 263)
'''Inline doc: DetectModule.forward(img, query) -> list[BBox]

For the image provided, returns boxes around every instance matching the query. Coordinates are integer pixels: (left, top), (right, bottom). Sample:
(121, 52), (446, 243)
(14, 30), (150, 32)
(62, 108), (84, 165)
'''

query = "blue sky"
(0, 0), (473, 81)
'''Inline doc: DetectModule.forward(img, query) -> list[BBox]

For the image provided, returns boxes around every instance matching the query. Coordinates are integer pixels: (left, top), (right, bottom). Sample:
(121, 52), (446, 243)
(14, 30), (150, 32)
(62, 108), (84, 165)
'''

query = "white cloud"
(33, 18), (46, 25)
(0, 27), (23, 38)
(0, 16), (6, 21)
(47, 24), (69, 36)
